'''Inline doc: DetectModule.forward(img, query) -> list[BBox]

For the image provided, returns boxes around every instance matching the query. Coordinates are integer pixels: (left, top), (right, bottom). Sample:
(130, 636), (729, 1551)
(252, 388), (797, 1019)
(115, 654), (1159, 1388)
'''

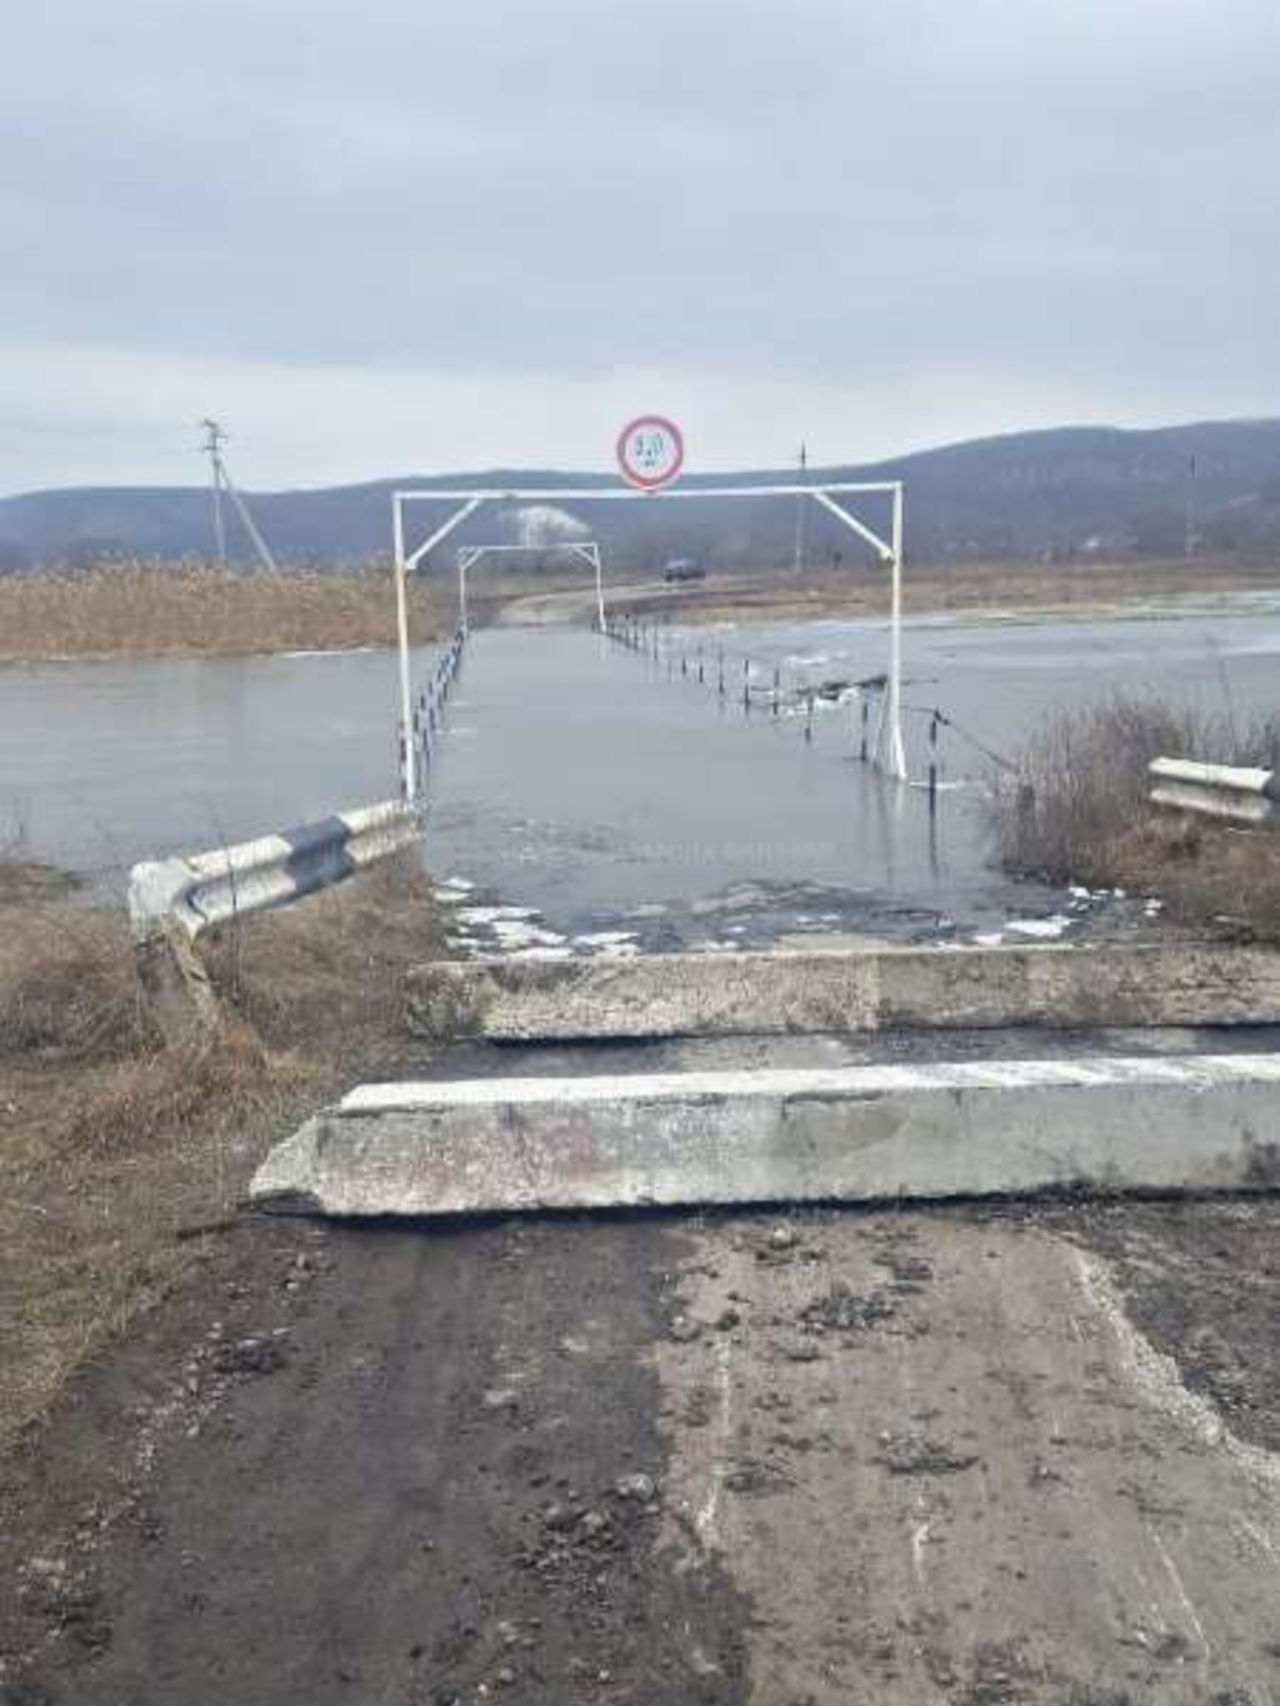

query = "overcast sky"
(3, 0), (1278, 492)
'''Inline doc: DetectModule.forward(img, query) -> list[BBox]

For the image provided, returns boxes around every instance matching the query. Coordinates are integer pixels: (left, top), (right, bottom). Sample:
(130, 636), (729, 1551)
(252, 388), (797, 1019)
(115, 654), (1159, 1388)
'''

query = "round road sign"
(616, 415), (685, 491)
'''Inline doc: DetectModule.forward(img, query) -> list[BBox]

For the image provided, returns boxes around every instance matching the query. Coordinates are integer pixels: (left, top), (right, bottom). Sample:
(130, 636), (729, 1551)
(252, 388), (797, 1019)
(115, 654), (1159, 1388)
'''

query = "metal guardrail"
(601, 611), (891, 754)
(1149, 756), (1280, 826)
(128, 798), (422, 946)
(404, 623), (467, 803)
(600, 611), (1004, 800)
(132, 620), (461, 1038)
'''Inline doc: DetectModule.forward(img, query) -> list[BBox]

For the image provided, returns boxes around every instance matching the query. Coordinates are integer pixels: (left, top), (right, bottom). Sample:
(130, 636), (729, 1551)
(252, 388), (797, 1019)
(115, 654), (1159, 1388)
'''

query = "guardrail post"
(128, 861), (223, 1045)
(135, 925), (222, 1046)
(129, 800), (424, 1044)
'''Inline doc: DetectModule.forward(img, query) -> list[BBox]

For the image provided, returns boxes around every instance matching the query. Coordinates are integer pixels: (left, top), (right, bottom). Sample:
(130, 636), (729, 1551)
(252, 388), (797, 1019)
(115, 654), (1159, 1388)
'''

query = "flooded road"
(3, 597), (1278, 939)
(422, 598), (1280, 944)
(423, 625), (1011, 945)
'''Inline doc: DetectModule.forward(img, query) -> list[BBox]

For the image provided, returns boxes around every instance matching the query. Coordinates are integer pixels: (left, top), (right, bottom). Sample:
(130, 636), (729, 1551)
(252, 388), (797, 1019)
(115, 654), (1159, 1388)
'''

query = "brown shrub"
(0, 860), (81, 906)
(991, 695), (1280, 937)
(0, 901), (149, 1060)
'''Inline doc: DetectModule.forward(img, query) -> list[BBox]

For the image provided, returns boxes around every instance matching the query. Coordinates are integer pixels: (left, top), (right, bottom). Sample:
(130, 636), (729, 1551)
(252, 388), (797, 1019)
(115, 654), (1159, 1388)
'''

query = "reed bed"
(0, 563), (437, 661)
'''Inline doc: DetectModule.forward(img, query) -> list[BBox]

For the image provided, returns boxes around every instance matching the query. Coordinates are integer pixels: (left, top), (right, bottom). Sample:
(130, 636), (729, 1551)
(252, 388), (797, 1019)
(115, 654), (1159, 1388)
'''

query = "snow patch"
(435, 877), (476, 903)
(490, 920), (566, 950)
(456, 905), (538, 926)
(1004, 915), (1074, 941)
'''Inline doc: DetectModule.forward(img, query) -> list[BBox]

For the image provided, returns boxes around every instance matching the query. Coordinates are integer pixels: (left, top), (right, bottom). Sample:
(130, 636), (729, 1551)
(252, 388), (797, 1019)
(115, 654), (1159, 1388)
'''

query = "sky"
(3, 0), (1279, 493)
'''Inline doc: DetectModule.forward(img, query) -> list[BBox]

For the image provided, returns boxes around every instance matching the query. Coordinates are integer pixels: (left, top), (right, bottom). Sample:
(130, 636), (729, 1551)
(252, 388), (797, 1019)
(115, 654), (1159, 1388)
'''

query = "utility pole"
(201, 417), (228, 568)
(197, 417), (279, 575)
(792, 441), (808, 576)
(1185, 453), (1197, 560)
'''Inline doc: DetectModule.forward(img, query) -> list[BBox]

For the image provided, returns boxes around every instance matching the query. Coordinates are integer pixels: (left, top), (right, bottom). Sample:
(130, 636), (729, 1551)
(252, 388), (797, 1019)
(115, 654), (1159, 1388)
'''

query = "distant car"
(662, 557), (706, 583)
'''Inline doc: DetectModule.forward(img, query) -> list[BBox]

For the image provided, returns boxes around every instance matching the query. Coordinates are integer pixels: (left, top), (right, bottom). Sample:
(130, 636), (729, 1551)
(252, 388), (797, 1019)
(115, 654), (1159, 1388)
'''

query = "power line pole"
(197, 417), (279, 575)
(1185, 453), (1197, 560)
(792, 441), (808, 576)
(201, 417), (228, 568)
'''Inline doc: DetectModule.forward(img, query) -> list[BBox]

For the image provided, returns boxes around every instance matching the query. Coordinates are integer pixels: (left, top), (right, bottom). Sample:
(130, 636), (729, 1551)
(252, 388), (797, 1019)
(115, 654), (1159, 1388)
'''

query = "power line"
(792, 441), (807, 576)
(200, 417), (228, 569)
(1185, 453), (1197, 561)
(198, 418), (278, 575)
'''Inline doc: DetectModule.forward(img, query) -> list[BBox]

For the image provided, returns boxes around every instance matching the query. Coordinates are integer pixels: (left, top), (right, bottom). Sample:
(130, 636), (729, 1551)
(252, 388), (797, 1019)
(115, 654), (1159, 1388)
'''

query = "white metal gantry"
(391, 480), (906, 803)
(454, 540), (605, 637)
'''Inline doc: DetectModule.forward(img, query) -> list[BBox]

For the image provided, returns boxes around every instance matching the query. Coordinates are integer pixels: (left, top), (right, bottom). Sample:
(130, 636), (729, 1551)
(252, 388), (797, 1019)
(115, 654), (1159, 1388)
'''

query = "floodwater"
(424, 597), (1280, 944)
(4, 596), (1279, 942)
(741, 593), (1280, 776)
(0, 647), (419, 883)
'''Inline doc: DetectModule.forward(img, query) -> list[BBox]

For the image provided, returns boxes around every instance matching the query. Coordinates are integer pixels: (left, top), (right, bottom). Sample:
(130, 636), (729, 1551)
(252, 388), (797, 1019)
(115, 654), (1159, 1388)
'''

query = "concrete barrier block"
(250, 1053), (1280, 1218)
(1150, 756), (1278, 798)
(404, 945), (1280, 1042)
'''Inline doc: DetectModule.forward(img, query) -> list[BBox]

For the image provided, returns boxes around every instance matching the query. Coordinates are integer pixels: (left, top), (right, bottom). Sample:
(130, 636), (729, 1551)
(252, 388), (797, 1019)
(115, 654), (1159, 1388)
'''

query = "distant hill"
(3, 419), (1279, 573)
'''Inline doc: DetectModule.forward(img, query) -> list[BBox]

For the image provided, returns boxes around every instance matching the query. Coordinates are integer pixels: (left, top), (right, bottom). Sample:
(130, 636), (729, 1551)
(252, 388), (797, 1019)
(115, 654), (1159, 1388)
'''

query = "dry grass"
(0, 857), (445, 1444)
(0, 898), (145, 1060)
(991, 696), (1280, 937)
(0, 563), (438, 662)
(0, 860), (82, 907)
(904, 554), (1280, 617)
(611, 556), (1280, 628)
(202, 856), (446, 1064)
(5, 555), (1275, 662)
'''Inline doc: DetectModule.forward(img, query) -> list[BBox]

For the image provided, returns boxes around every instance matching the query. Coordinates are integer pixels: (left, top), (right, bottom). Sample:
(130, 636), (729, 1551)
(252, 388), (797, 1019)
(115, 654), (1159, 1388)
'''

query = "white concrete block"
(251, 1053), (1280, 1218)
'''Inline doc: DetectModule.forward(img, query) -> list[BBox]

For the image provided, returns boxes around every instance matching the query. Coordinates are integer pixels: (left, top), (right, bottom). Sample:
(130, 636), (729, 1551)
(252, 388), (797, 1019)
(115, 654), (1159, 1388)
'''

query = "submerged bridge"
(125, 477), (1280, 1223)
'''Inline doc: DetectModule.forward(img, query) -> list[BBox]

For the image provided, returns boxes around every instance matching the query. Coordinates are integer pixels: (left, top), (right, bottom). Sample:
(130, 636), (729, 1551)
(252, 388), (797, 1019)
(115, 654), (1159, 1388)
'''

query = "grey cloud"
(3, 0), (1279, 468)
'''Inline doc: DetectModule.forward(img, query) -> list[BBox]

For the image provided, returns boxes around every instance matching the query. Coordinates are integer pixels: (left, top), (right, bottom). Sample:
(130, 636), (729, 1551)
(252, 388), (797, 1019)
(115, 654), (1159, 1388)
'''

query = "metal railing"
(128, 798), (422, 947)
(402, 622), (467, 803)
(599, 611), (1005, 806)
(1149, 757), (1280, 826)
(601, 610), (887, 746)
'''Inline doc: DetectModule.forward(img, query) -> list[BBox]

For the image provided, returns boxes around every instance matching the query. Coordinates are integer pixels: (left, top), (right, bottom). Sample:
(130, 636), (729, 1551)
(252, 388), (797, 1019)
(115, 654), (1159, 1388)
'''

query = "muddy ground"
(5, 1193), (1280, 1704)
(0, 1212), (748, 1706)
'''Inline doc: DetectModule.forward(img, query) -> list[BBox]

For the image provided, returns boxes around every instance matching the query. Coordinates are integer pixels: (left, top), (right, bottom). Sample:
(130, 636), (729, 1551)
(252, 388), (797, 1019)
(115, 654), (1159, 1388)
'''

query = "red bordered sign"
(616, 415), (685, 491)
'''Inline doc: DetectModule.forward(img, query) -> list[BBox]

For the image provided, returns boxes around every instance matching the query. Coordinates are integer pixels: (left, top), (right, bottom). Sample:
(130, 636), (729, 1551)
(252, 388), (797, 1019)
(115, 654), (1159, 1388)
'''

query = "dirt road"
(6, 1198), (1280, 1703)
(658, 1206), (1280, 1703)
(0, 1214), (747, 1704)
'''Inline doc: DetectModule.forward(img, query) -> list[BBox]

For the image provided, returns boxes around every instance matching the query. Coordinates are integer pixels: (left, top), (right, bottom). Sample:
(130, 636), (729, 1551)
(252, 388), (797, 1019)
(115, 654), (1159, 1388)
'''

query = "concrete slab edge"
(250, 1053), (1280, 1219)
(404, 943), (1280, 1041)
